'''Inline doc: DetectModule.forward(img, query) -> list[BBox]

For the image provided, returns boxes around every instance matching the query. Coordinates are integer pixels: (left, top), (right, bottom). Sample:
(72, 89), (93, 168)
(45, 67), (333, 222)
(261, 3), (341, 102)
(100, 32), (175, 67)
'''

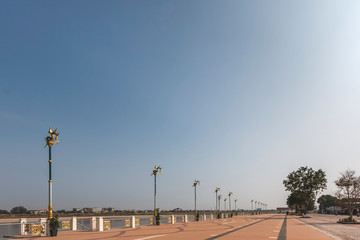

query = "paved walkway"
(19, 214), (336, 239)
(297, 213), (360, 240)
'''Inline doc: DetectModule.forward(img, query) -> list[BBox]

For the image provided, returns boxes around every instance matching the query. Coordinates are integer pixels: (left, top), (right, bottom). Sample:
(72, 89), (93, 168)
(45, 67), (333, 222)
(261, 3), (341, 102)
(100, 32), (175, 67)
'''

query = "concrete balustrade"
(19, 218), (27, 235)
(97, 217), (103, 231)
(15, 212), (238, 236)
(40, 218), (47, 236)
(91, 217), (97, 231)
(131, 216), (136, 228)
(71, 217), (77, 230)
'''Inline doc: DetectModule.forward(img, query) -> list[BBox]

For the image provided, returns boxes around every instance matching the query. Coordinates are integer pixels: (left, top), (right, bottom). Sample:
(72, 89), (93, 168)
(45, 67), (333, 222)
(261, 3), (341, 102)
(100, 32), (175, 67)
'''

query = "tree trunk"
(349, 208), (354, 221)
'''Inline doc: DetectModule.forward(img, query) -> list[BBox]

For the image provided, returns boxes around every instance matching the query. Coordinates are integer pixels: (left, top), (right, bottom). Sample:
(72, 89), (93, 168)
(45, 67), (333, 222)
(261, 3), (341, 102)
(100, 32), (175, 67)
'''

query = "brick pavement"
(17, 214), (337, 240)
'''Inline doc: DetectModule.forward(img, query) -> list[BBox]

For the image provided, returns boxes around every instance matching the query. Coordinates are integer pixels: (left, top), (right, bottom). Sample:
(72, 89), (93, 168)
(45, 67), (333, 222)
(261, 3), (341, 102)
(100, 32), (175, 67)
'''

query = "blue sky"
(1, 0), (360, 211)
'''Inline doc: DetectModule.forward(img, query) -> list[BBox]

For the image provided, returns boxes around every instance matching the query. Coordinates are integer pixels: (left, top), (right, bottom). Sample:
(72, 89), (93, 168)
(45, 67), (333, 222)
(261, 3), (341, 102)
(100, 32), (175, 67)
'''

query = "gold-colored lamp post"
(151, 165), (162, 223)
(45, 127), (59, 220)
(193, 180), (200, 220)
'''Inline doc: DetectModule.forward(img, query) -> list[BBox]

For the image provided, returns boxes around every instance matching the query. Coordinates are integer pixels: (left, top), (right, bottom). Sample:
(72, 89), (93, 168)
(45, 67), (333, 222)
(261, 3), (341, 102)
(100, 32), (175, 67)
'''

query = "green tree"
(287, 191), (316, 213)
(10, 206), (27, 214)
(317, 195), (337, 213)
(307, 197), (315, 211)
(335, 169), (360, 221)
(287, 191), (305, 213)
(0, 209), (10, 214)
(283, 166), (327, 215)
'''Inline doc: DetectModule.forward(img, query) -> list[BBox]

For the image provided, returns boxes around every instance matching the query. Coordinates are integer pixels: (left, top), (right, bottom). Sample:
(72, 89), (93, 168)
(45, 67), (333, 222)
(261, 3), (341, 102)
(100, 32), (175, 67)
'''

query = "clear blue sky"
(1, 0), (360, 211)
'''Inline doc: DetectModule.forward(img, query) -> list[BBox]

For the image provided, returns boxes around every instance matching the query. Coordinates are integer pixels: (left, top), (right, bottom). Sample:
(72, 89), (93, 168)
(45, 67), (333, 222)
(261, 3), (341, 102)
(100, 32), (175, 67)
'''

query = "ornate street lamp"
(224, 197), (227, 211)
(251, 199), (254, 211)
(234, 199), (238, 213)
(228, 192), (233, 214)
(218, 195), (222, 212)
(151, 165), (162, 223)
(215, 187), (220, 214)
(193, 180), (200, 219)
(44, 127), (59, 220)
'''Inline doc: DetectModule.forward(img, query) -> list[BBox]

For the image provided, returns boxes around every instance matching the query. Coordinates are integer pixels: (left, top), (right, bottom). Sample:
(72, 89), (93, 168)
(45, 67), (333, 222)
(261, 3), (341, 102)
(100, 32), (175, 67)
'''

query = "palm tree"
(193, 180), (200, 219)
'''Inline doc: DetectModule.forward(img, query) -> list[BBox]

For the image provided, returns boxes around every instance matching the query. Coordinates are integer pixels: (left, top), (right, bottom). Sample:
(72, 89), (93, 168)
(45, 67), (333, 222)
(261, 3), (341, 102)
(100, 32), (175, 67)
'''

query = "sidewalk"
(287, 216), (335, 240)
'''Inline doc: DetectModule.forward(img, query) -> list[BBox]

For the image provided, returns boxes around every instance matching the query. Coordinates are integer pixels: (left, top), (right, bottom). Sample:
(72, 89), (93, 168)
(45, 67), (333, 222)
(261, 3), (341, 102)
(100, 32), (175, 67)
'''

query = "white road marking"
(135, 234), (168, 240)
(210, 234), (217, 236)
(269, 237), (277, 239)
(273, 230), (280, 232)
(222, 221), (234, 224)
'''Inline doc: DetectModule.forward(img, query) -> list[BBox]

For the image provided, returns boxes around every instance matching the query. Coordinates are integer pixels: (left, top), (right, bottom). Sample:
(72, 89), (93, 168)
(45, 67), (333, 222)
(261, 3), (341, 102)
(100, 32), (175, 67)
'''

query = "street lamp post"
(224, 198), (227, 212)
(228, 192), (233, 216)
(215, 187), (220, 215)
(234, 199), (238, 215)
(151, 165), (162, 224)
(251, 200), (254, 211)
(193, 180), (200, 220)
(45, 127), (59, 220)
(218, 195), (222, 213)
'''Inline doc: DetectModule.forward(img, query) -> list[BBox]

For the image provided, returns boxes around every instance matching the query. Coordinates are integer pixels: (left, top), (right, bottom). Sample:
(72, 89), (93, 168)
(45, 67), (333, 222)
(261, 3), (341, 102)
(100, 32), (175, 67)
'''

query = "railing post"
(71, 217), (77, 230)
(131, 216), (136, 228)
(19, 218), (27, 235)
(91, 217), (97, 231)
(203, 214), (206, 221)
(210, 214), (213, 220)
(171, 215), (175, 224)
(97, 217), (103, 231)
(40, 218), (47, 236)
(184, 215), (188, 223)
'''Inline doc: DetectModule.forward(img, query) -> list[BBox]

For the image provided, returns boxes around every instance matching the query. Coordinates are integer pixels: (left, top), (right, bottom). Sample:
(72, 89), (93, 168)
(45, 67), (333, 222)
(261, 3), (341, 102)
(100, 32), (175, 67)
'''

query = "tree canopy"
(317, 194), (337, 213)
(335, 169), (360, 221)
(10, 206), (27, 214)
(283, 166), (327, 214)
(0, 209), (10, 214)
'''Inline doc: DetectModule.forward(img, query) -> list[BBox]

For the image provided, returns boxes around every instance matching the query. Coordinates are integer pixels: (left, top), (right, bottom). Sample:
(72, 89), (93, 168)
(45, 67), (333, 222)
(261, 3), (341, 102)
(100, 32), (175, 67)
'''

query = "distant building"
(82, 208), (93, 213)
(172, 208), (183, 212)
(38, 209), (48, 214)
(73, 208), (83, 213)
(102, 208), (115, 213)
(28, 210), (39, 215)
(276, 207), (291, 213)
(92, 208), (102, 213)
